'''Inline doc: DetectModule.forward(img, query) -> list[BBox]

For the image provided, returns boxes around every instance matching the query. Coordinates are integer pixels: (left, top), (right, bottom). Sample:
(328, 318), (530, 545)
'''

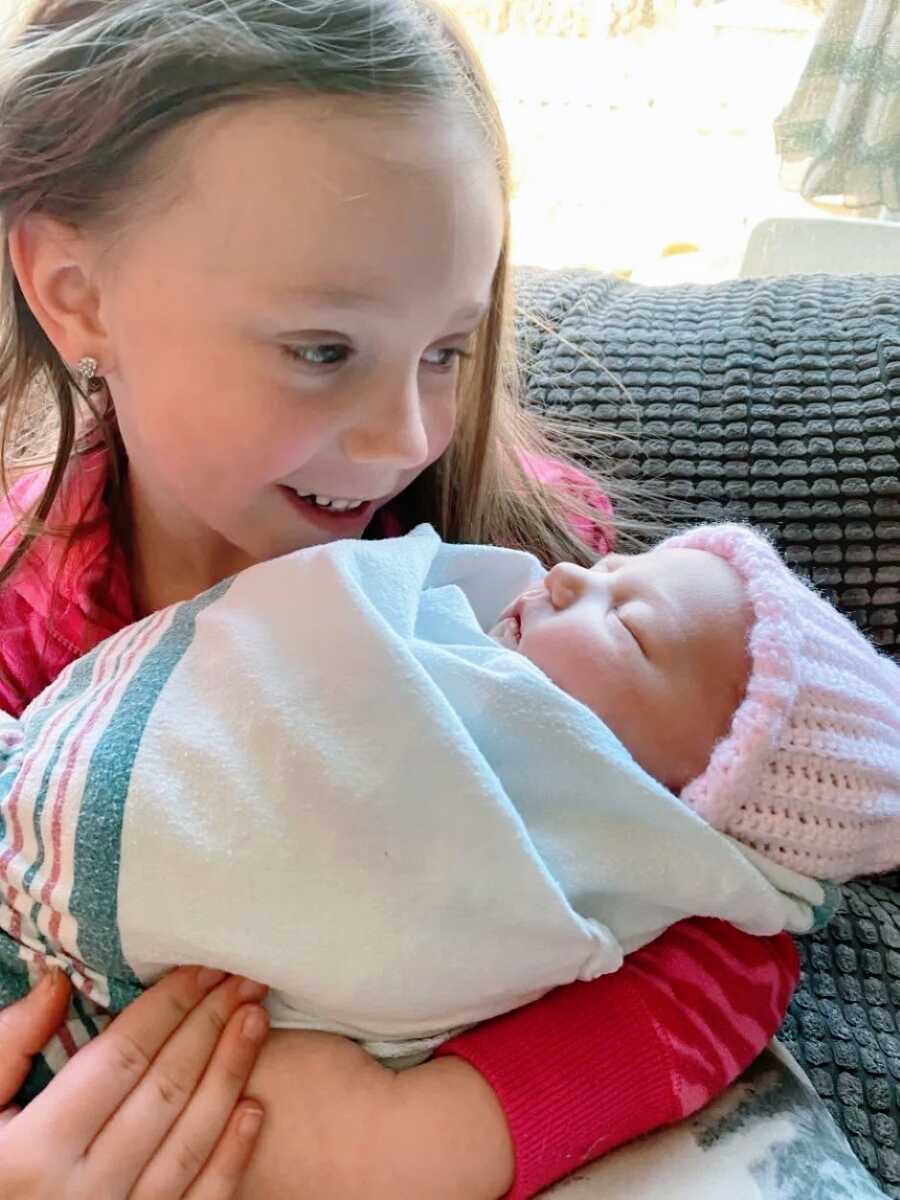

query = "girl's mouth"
(280, 487), (379, 530)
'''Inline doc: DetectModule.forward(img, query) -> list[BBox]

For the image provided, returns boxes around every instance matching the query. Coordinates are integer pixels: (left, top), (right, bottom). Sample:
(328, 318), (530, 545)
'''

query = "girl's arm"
(434, 917), (799, 1199)
(235, 918), (799, 1200)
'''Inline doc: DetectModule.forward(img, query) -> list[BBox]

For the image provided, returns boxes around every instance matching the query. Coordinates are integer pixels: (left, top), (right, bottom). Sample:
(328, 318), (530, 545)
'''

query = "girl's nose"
(545, 562), (597, 610)
(342, 376), (430, 470)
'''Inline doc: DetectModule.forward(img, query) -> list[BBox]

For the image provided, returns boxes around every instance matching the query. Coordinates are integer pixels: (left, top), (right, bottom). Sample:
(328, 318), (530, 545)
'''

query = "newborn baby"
(1, 522), (897, 1097)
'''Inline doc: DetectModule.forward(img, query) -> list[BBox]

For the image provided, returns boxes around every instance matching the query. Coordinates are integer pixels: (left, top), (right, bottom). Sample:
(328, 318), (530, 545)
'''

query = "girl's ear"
(7, 212), (111, 367)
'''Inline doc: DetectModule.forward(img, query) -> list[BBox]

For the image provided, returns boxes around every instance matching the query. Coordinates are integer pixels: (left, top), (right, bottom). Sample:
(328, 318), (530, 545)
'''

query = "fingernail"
(35, 966), (62, 993)
(237, 978), (268, 1002)
(241, 1007), (269, 1044)
(197, 967), (227, 990)
(238, 1105), (264, 1139)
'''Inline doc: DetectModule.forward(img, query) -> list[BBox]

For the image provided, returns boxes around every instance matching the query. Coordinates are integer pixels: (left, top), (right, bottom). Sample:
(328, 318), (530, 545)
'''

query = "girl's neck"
(124, 472), (253, 618)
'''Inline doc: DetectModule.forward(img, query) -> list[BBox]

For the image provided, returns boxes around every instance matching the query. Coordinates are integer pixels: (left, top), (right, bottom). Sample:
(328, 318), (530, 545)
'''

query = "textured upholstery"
(514, 265), (900, 1194)
(515, 266), (900, 655)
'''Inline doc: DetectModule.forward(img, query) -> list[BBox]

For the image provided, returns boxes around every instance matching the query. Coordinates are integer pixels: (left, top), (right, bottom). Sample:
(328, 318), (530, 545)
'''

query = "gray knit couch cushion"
(513, 266), (900, 1195)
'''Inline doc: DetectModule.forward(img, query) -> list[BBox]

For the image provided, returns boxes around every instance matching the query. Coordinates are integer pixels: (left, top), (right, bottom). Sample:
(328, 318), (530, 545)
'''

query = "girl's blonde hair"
(0, 0), (635, 591)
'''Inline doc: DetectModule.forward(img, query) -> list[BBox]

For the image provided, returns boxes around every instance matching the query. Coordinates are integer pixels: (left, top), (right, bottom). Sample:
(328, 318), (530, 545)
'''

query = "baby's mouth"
(488, 608), (522, 649)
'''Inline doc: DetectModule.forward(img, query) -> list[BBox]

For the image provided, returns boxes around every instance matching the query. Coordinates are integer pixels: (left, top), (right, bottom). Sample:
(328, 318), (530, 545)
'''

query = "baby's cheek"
(526, 626), (610, 713)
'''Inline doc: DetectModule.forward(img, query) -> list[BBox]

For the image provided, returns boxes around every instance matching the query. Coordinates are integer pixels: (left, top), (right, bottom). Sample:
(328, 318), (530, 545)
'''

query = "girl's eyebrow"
(275, 285), (490, 323)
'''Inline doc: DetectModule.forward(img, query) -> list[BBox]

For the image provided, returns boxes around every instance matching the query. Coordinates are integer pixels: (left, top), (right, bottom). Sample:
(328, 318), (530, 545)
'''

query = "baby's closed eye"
(614, 600), (654, 657)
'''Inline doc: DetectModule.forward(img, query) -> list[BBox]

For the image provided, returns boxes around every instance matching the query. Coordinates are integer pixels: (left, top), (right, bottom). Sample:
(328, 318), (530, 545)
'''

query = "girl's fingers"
(131, 1003), (269, 1200)
(86, 974), (268, 1195)
(0, 969), (71, 1104)
(183, 1101), (265, 1200)
(14, 965), (231, 1152)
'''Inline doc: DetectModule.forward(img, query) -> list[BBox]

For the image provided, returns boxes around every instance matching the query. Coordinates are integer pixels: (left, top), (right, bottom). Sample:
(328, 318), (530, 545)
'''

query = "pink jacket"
(0, 453), (134, 716)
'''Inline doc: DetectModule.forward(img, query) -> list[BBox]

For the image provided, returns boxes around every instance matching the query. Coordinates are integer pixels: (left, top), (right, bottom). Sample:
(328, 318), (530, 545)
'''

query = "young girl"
(0, 2), (800, 1197)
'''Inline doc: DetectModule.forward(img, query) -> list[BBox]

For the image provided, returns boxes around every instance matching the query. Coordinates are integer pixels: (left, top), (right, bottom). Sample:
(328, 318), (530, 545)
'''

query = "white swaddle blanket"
(0, 525), (826, 1077)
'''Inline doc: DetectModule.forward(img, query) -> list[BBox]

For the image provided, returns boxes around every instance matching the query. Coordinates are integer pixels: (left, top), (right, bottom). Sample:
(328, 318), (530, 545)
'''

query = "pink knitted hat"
(656, 523), (900, 883)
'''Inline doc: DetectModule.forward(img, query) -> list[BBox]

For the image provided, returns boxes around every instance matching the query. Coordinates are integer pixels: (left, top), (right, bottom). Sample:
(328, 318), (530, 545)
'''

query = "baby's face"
(489, 549), (753, 792)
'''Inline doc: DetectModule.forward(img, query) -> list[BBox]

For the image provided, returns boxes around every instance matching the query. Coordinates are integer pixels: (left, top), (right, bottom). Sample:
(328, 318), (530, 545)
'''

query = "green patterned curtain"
(775, 0), (900, 210)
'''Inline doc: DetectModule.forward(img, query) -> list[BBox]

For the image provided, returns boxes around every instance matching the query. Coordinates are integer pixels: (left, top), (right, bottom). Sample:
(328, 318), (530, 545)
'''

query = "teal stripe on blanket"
(0, 650), (102, 1101)
(72, 986), (102, 1039)
(0, 648), (100, 833)
(69, 581), (230, 1011)
(21, 627), (155, 894)
(0, 651), (104, 970)
(19, 1052), (54, 1104)
(21, 630), (157, 949)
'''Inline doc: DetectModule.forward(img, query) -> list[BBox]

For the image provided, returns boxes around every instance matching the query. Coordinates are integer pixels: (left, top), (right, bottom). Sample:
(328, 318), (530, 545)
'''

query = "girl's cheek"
(429, 387), (460, 446)
(433, 414), (457, 461)
(263, 405), (339, 471)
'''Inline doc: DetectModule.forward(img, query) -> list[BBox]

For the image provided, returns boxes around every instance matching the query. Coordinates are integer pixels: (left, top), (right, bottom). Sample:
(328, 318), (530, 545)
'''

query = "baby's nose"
(545, 562), (594, 609)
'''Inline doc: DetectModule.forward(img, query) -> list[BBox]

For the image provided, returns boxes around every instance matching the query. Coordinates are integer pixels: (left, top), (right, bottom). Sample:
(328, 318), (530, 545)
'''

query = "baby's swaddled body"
(0, 525), (823, 1092)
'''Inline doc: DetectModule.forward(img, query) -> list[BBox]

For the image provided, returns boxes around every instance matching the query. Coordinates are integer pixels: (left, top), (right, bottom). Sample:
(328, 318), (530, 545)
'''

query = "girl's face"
(94, 97), (504, 591)
(491, 549), (753, 792)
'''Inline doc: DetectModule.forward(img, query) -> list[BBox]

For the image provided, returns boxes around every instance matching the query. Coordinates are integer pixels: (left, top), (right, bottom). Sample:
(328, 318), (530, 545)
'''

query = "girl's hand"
(0, 964), (270, 1199)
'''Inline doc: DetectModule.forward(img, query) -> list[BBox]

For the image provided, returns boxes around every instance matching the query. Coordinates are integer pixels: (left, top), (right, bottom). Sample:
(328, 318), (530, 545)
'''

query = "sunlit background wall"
(454, 0), (832, 282)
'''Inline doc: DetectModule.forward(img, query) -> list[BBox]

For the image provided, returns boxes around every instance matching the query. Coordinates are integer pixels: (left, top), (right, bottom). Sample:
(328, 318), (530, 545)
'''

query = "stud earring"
(77, 356), (105, 394)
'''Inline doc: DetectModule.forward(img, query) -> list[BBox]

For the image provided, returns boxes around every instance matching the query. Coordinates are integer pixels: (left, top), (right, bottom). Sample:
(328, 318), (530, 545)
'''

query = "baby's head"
(491, 545), (753, 792)
(493, 524), (900, 883)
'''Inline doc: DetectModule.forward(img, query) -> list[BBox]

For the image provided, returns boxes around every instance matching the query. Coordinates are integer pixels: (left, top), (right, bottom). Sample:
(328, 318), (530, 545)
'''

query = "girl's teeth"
(298, 493), (365, 512)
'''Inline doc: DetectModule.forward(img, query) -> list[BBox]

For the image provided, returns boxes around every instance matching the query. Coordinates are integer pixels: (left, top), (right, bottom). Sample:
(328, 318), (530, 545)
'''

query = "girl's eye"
(422, 347), (473, 371)
(284, 344), (349, 367)
(286, 345), (475, 367)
